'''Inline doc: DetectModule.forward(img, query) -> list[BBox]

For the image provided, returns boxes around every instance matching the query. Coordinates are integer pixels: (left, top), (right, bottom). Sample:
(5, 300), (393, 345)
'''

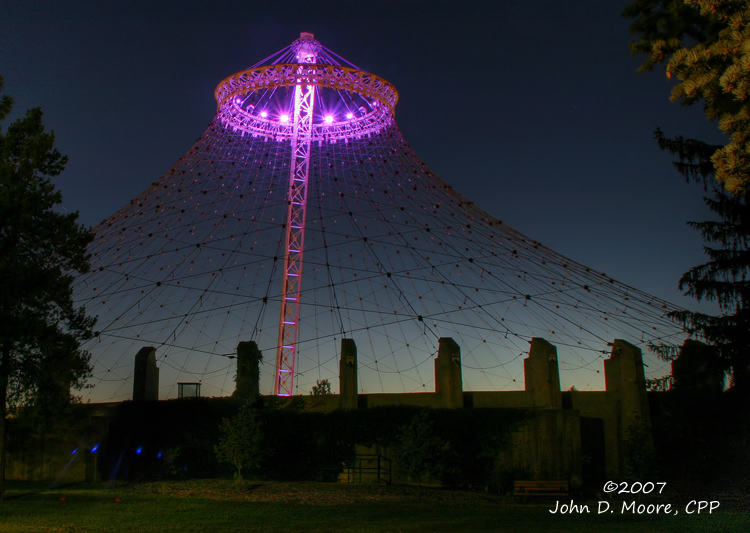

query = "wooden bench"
(513, 480), (570, 497)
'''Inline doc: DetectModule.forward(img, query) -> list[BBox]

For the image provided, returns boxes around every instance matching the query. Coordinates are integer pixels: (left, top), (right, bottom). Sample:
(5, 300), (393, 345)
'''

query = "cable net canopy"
(74, 34), (685, 402)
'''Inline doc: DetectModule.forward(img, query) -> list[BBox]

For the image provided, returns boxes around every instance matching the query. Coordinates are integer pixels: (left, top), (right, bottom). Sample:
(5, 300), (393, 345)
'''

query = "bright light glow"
(280, 114), (289, 123)
(91, 444), (99, 453)
(346, 112), (354, 119)
(72, 448), (78, 455)
(260, 111), (268, 118)
(135, 447), (143, 455)
(324, 115), (334, 124)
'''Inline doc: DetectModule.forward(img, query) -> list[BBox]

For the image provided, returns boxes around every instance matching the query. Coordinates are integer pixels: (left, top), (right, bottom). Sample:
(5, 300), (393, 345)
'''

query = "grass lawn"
(0, 480), (746, 532)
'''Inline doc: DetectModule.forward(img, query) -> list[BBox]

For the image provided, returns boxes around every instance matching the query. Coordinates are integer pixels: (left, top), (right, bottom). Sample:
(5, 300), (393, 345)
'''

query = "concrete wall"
(569, 391), (618, 477)
(5, 415), (109, 483)
(7, 443), (88, 483)
(471, 391), (533, 408)
(362, 392), (441, 409)
(7, 336), (655, 487)
(499, 409), (582, 487)
(265, 336), (652, 484)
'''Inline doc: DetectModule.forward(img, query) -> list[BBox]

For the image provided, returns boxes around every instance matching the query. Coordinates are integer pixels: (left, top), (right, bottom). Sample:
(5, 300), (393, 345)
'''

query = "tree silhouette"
(311, 379), (332, 396)
(0, 76), (95, 498)
(214, 404), (266, 482)
(653, 129), (750, 390)
(391, 410), (447, 486)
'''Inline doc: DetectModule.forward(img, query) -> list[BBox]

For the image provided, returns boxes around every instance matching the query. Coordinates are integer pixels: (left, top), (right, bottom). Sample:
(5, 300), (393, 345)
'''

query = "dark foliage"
(623, 0), (723, 75)
(0, 75), (95, 498)
(624, 0), (750, 193)
(96, 398), (238, 481)
(88, 400), (524, 488)
(653, 129), (750, 389)
(310, 378), (332, 396)
(649, 389), (750, 488)
(215, 402), (267, 481)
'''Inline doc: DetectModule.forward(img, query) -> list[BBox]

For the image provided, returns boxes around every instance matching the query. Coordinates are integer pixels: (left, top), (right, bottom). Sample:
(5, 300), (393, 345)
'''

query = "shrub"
(214, 403), (266, 482)
(391, 409), (448, 485)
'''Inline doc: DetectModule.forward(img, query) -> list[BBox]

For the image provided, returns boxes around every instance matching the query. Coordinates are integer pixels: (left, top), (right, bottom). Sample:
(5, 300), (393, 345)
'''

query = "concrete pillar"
(434, 337), (463, 408)
(604, 339), (654, 474)
(132, 347), (159, 401)
(339, 338), (358, 410)
(605, 340), (651, 429)
(523, 338), (562, 408)
(234, 341), (262, 399)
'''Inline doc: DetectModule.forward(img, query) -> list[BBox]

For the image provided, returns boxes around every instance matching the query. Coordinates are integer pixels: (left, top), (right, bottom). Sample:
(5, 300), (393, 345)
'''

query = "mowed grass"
(0, 479), (746, 532)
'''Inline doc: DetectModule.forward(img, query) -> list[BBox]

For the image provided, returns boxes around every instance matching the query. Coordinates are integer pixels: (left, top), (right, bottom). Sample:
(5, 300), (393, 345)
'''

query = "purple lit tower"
(74, 34), (684, 401)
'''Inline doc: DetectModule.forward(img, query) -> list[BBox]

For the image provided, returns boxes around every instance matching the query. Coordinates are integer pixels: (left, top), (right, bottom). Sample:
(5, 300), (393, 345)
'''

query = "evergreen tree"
(0, 76), (95, 498)
(626, 1), (750, 388)
(624, 0), (750, 193)
(654, 128), (750, 390)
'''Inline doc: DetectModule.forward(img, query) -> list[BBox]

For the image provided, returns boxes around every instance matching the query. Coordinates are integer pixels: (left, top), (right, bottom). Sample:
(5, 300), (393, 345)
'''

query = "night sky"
(1, 0), (726, 315)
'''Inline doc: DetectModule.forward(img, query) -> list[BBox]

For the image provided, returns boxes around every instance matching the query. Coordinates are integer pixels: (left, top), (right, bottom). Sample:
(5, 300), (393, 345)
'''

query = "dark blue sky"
(1, 0), (725, 314)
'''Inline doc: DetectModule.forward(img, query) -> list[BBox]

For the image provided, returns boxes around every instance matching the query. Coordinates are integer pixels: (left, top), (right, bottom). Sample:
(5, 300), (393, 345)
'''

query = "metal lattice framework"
(73, 34), (687, 402)
(275, 35), (318, 396)
(215, 64), (397, 143)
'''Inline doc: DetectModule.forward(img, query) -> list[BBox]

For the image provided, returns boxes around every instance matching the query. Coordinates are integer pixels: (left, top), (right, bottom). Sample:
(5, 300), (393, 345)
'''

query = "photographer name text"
(549, 482), (720, 516)
(549, 499), (719, 515)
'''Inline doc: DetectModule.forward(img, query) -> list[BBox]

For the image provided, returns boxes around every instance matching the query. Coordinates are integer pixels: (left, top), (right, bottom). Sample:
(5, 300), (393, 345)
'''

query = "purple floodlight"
(214, 33), (398, 143)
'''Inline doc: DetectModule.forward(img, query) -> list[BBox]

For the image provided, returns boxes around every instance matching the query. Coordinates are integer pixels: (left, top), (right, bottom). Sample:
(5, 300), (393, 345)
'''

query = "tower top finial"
(294, 33), (318, 64)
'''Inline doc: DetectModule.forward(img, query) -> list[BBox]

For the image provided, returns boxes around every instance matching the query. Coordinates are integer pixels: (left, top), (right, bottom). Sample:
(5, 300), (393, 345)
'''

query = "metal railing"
(340, 454), (391, 485)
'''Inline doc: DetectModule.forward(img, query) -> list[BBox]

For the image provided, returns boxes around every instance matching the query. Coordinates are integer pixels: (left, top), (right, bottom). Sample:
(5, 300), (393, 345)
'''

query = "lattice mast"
(208, 31), (398, 397)
(275, 34), (318, 395)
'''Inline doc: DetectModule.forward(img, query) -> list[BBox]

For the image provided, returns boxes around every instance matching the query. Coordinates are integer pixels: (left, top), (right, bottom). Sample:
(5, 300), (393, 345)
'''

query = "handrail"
(341, 453), (391, 485)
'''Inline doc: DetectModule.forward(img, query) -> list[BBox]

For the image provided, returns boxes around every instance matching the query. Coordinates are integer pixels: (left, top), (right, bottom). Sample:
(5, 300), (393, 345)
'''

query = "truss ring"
(215, 64), (399, 142)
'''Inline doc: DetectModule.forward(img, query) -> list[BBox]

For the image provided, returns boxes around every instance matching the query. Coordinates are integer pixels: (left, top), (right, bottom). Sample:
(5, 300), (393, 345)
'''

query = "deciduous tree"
(311, 378), (331, 396)
(391, 410), (447, 486)
(214, 403), (266, 482)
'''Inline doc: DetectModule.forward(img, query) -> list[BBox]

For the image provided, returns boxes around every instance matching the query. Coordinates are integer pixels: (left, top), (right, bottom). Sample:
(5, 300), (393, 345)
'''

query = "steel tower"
(200, 33), (397, 396)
